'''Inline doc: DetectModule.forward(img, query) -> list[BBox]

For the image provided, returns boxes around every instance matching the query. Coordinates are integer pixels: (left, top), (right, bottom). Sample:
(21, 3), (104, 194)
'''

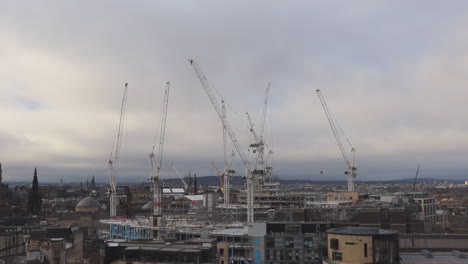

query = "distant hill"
(6, 176), (464, 186)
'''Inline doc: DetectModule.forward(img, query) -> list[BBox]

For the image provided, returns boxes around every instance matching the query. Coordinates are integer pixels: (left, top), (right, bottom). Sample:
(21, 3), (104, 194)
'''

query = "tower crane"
(245, 84), (272, 188)
(245, 112), (264, 187)
(149, 82), (170, 217)
(412, 164), (421, 191)
(316, 89), (357, 192)
(170, 161), (188, 190)
(189, 59), (255, 223)
(108, 83), (128, 218)
(211, 162), (225, 193)
(221, 100), (235, 206)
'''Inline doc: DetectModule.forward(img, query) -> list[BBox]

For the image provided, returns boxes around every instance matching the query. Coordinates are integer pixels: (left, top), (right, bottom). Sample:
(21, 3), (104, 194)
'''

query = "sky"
(2, 1), (468, 183)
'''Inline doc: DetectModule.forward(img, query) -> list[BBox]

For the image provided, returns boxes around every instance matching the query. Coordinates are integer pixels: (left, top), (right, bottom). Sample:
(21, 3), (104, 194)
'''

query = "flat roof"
(327, 227), (398, 236)
(401, 252), (467, 263)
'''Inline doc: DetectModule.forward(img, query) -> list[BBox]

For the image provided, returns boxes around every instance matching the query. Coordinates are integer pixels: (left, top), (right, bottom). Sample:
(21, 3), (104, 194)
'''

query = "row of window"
(266, 249), (320, 261)
(1, 228), (32, 234)
(266, 237), (318, 248)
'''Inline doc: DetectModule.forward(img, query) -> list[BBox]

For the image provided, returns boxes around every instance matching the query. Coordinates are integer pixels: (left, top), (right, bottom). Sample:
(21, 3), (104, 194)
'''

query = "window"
(304, 237), (313, 248)
(266, 237), (275, 248)
(285, 237), (294, 248)
(330, 238), (339, 249)
(219, 248), (224, 256)
(332, 252), (343, 261)
(364, 243), (368, 257)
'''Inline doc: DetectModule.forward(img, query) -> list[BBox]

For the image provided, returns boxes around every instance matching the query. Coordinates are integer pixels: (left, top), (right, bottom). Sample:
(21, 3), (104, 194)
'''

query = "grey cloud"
(2, 1), (468, 182)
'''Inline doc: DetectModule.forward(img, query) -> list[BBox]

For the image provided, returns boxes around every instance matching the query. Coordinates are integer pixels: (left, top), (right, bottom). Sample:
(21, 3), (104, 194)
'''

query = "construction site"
(2, 59), (467, 263)
(4, 3), (468, 264)
(84, 59), (449, 264)
(84, 58), (468, 263)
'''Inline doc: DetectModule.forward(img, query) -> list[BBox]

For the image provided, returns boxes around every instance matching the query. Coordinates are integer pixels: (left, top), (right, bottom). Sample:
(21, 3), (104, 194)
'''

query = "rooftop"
(75, 196), (100, 208)
(327, 226), (398, 236)
(401, 251), (467, 263)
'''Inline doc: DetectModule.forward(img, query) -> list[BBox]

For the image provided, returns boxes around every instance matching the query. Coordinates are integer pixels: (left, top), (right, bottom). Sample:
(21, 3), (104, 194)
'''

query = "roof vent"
(421, 249), (433, 258)
(452, 250), (466, 259)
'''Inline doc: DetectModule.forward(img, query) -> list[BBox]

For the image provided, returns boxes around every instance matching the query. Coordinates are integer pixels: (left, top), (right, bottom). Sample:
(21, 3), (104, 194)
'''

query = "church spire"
(29, 167), (42, 215)
(194, 174), (198, 195)
(32, 167), (38, 192)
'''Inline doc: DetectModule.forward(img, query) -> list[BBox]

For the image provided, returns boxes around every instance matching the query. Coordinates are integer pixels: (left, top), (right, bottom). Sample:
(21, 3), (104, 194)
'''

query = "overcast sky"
(2, 1), (468, 183)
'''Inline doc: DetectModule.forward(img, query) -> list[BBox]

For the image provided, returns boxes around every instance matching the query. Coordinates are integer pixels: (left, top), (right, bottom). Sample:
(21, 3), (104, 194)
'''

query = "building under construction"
(96, 60), (459, 264)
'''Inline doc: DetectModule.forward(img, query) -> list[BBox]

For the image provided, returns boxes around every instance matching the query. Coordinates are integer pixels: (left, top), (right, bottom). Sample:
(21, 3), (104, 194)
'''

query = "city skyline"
(2, 1), (468, 182)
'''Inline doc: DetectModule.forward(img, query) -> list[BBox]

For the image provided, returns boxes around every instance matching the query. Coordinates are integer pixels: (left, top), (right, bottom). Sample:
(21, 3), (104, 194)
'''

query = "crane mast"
(189, 59), (254, 222)
(108, 83), (128, 218)
(316, 89), (357, 192)
(221, 100), (233, 206)
(259, 84), (272, 182)
(150, 82), (170, 217)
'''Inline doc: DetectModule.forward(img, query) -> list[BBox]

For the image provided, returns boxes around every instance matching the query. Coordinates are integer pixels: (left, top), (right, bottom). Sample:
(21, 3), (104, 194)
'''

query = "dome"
(141, 201), (152, 211)
(75, 197), (101, 212)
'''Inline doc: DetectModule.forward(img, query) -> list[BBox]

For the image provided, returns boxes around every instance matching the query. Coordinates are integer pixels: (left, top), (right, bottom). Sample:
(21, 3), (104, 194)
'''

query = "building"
(327, 192), (359, 203)
(204, 193), (219, 212)
(324, 227), (400, 264)
(399, 233), (468, 251)
(435, 210), (449, 230)
(0, 217), (42, 258)
(75, 197), (101, 213)
(413, 197), (436, 227)
(105, 238), (217, 264)
(215, 222), (332, 264)
(400, 250), (468, 264)
(26, 223), (83, 264)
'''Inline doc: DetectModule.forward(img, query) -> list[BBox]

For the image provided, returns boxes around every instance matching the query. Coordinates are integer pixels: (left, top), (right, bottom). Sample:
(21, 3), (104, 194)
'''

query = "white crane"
(149, 82), (170, 217)
(189, 59), (255, 223)
(245, 84), (272, 189)
(222, 100), (235, 206)
(316, 89), (357, 192)
(169, 161), (188, 190)
(108, 83), (128, 218)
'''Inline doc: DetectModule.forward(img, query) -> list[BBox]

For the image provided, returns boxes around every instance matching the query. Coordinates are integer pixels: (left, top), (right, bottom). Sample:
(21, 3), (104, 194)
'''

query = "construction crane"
(316, 89), (357, 192)
(149, 82), (170, 217)
(412, 164), (421, 191)
(246, 84), (272, 189)
(108, 83), (128, 218)
(189, 59), (255, 223)
(211, 162), (225, 193)
(245, 112), (264, 188)
(221, 100), (235, 206)
(170, 161), (188, 190)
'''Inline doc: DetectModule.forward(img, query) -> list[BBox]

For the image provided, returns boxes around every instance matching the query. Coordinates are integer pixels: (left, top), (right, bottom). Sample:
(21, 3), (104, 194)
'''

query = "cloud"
(1, 1), (468, 182)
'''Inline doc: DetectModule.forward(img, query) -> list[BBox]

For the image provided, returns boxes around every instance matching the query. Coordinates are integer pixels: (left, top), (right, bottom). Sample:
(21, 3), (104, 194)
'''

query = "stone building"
(324, 227), (400, 264)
